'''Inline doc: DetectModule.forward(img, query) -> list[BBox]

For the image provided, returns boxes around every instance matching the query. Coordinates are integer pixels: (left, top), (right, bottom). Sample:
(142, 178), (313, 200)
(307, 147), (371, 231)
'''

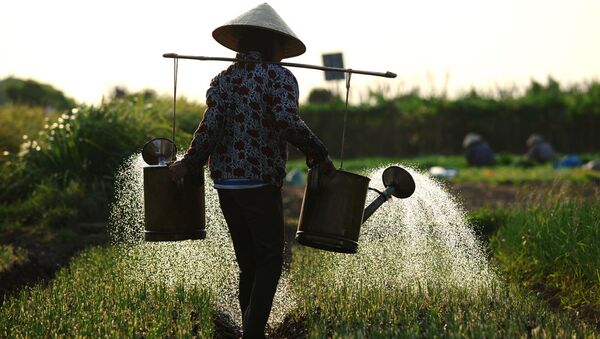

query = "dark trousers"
(217, 186), (284, 339)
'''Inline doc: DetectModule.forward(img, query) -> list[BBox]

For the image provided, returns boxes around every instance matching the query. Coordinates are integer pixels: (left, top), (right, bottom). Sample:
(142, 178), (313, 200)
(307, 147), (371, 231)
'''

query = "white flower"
(18, 141), (31, 156)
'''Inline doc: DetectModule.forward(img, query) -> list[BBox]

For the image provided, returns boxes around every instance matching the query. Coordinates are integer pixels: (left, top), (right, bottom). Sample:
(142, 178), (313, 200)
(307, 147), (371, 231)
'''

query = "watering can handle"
(176, 177), (185, 191)
(309, 164), (320, 193)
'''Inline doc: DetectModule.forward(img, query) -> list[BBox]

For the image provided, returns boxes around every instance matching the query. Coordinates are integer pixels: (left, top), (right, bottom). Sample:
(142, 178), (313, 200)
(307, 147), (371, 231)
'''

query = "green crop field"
(1, 236), (597, 337)
(1, 246), (216, 337)
(287, 155), (600, 185)
(491, 195), (600, 323)
(290, 247), (595, 337)
(3, 178), (599, 337)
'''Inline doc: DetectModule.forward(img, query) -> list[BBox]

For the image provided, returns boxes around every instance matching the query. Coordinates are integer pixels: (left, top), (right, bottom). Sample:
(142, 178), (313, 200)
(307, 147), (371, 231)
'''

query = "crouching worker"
(525, 134), (556, 163)
(168, 3), (334, 338)
(462, 133), (495, 167)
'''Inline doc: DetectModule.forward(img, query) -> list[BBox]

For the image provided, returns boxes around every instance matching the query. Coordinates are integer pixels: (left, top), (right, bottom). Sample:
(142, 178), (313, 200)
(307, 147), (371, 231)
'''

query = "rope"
(339, 70), (352, 170)
(172, 57), (178, 143)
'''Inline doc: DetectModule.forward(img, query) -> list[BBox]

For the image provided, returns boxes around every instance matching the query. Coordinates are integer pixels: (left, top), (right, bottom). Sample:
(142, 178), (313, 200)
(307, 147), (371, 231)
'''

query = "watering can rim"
(141, 137), (177, 166)
(332, 169), (370, 181)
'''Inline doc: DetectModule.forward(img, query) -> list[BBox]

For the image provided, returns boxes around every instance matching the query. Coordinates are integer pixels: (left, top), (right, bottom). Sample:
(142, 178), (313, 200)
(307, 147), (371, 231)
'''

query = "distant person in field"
(525, 134), (556, 163)
(167, 3), (334, 338)
(462, 133), (495, 167)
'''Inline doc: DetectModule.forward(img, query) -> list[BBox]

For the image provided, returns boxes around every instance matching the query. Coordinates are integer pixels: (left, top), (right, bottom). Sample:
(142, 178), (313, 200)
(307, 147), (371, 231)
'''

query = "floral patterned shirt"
(182, 51), (328, 187)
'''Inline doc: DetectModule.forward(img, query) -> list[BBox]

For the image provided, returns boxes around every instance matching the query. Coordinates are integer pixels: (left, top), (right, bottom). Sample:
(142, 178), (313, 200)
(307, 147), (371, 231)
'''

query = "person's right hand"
(168, 160), (188, 182)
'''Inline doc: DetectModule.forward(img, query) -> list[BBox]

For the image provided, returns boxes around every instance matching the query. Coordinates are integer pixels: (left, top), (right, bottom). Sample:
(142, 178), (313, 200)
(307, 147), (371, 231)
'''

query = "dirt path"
(284, 180), (600, 217)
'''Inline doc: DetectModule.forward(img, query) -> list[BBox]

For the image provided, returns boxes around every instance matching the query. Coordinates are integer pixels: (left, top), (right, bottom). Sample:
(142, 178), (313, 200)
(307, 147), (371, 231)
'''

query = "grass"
(0, 197), (600, 338)
(0, 245), (215, 338)
(490, 194), (600, 324)
(2, 242), (596, 338)
(0, 245), (28, 273)
(290, 246), (596, 337)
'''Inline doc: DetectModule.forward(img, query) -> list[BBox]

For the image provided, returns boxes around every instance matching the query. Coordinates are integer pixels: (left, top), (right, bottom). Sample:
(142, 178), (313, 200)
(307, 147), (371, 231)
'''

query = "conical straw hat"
(212, 3), (306, 58)
(526, 134), (544, 147)
(462, 133), (482, 148)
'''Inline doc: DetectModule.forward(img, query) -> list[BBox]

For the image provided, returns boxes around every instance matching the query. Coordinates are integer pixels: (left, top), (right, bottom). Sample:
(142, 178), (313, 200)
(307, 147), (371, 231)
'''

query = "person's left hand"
(168, 160), (188, 181)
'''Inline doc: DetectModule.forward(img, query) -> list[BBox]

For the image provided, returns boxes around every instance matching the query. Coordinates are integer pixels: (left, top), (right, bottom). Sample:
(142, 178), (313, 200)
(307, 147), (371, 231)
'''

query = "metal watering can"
(296, 166), (415, 253)
(141, 138), (206, 241)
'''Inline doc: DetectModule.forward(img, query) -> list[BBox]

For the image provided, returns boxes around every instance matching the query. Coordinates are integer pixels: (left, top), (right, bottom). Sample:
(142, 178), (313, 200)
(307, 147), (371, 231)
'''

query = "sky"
(1, 0), (599, 105)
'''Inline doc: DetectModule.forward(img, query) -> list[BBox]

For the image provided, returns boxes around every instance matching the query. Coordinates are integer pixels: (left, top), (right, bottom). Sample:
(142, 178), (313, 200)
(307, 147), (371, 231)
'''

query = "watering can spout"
(362, 186), (396, 223)
(362, 166), (415, 223)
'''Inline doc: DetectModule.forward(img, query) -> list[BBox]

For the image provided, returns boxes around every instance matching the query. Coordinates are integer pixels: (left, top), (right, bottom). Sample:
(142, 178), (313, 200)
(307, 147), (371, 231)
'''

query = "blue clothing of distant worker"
(525, 134), (556, 163)
(463, 133), (495, 167)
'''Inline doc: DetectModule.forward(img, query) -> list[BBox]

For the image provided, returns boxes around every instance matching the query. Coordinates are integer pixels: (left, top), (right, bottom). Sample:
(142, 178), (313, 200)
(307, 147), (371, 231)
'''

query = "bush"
(0, 77), (75, 110)
(0, 94), (204, 228)
(0, 179), (83, 232)
(307, 88), (341, 104)
(0, 105), (54, 154)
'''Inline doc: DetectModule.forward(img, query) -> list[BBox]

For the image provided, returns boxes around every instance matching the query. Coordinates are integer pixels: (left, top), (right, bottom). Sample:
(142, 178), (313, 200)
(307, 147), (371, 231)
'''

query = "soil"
(448, 182), (518, 211)
(449, 181), (600, 212)
(0, 222), (109, 305)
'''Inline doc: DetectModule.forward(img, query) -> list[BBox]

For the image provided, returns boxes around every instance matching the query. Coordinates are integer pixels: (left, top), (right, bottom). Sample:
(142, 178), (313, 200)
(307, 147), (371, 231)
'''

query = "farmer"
(525, 133), (556, 163)
(462, 133), (495, 167)
(168, 3), (334, 338)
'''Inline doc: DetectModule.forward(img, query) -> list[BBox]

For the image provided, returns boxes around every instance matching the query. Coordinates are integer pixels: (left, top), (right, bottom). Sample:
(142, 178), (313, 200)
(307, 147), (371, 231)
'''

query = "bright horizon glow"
(1, 0), (599, 105)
